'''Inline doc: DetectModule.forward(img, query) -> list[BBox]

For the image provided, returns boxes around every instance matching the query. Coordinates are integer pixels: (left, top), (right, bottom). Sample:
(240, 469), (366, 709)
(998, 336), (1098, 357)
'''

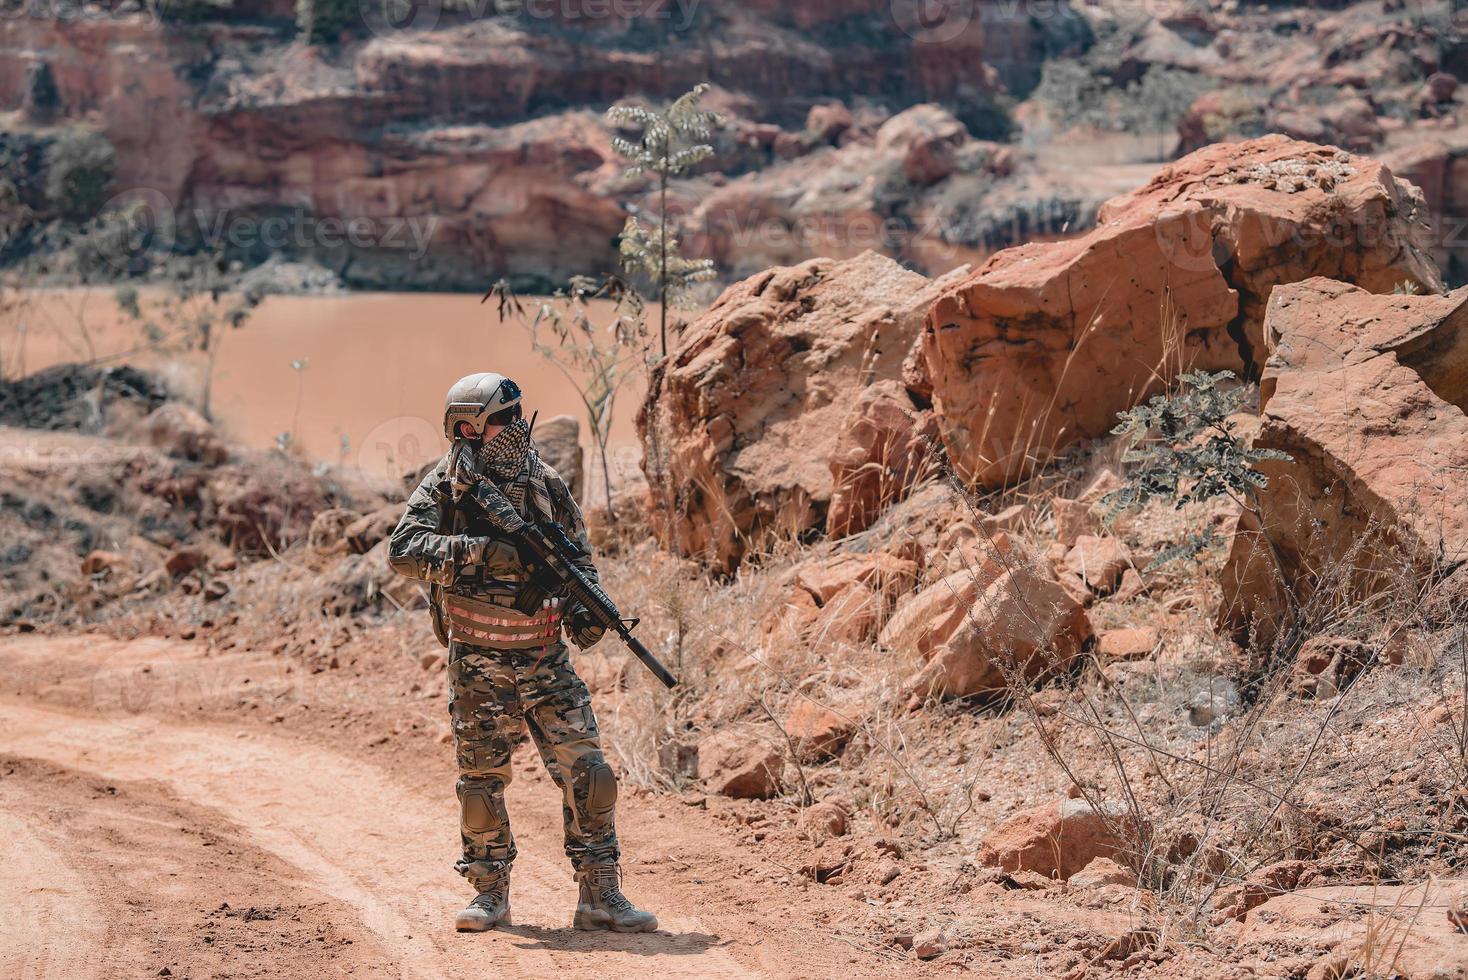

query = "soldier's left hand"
(566, 603), (607, 650)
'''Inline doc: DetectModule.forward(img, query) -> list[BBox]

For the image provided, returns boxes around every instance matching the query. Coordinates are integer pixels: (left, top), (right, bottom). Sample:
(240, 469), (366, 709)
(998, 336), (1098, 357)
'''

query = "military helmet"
(443, 372), (523, 439)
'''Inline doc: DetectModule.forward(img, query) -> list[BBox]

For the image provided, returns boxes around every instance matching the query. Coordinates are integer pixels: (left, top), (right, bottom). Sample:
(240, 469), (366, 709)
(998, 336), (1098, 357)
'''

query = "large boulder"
(1384, 129), (1468, 293)
(535, 414), (584, 502)
(639, 251), (965, 572)
(922, 136), (1443, 489)
(1218, 278), (1468, 644)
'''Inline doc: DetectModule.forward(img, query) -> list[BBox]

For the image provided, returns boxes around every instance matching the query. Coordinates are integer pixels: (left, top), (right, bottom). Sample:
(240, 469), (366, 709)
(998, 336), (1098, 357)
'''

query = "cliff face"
(2, 1), (1464, 289)
(1, 4), (1074, 288)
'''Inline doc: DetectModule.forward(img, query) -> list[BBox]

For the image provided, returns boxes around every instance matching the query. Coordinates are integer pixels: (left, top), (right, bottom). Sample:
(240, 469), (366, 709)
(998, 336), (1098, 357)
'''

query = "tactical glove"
(565, 601), (607, 650)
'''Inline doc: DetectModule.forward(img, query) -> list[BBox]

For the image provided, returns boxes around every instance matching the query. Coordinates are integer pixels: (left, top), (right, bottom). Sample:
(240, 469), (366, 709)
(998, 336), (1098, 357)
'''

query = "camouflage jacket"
(386, 450), (598, 601)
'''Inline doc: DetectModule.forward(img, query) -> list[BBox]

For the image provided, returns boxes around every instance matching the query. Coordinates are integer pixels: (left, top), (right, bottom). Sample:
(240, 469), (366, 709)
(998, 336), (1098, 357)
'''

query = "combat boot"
(573, 864), (658, 933)
(455, 869), (512, 932)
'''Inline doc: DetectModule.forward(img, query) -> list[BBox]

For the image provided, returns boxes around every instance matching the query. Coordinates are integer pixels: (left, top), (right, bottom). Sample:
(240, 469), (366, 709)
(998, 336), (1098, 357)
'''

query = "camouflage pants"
(447, 639), (620, 877)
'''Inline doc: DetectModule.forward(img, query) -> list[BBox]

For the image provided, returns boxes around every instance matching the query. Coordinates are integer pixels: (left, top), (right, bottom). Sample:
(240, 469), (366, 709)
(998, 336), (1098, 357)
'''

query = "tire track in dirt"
(0, 794), (105, 980)
(0, 698), (753, 979)
(0, 754), (399, 979)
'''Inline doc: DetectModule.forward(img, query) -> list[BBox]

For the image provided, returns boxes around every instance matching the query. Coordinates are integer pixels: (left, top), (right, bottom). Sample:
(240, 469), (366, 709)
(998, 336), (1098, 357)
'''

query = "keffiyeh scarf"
(475, 418), (555, 523)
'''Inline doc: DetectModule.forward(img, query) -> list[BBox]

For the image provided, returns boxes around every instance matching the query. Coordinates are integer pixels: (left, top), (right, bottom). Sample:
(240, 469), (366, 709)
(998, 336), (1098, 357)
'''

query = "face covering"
(476, 416), (531, 484)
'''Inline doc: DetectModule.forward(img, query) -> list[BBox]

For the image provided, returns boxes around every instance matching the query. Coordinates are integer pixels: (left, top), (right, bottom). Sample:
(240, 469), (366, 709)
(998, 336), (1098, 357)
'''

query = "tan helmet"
(443, 372), (523, 439)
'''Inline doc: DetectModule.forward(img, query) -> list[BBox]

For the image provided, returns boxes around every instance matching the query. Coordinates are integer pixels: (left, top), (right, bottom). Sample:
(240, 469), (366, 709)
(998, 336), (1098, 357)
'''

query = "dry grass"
(572, 400), (1468, 960)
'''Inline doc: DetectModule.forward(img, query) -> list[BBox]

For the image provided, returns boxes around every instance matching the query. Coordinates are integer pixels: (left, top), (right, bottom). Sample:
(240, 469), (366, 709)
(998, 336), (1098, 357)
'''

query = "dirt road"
(0, 635), (891, 979)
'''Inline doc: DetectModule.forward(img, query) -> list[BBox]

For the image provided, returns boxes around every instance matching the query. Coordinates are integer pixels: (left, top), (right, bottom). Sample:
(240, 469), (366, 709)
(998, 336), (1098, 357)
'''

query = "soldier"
(387, 372), (658, 934)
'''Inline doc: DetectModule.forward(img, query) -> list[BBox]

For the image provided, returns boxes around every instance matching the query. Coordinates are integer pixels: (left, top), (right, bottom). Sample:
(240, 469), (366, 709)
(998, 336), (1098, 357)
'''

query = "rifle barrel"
(623, 632), (678, 689)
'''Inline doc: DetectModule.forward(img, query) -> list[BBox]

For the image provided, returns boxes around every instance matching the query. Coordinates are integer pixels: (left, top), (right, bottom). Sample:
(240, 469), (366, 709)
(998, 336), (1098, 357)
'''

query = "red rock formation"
(826, 380), (940, 539)
(977, 800), (1135, 881)
(878, 532), (1092, 701)
(1218, 277), (1468, 645)
(0, 9), (1032, 287)
(1385, 128), (1468, 285)
(922, 136), (1443, 489)
(638, 251), (965, 571)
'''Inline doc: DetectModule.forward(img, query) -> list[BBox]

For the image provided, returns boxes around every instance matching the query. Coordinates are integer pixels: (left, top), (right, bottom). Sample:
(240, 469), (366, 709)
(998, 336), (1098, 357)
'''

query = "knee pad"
(460, 784), (506, 835)
(581, 760), (617, 818)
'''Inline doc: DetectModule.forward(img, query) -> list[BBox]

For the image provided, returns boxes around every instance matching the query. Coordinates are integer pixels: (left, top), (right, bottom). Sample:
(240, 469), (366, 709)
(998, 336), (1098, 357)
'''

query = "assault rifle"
(448, 451), (677, 689)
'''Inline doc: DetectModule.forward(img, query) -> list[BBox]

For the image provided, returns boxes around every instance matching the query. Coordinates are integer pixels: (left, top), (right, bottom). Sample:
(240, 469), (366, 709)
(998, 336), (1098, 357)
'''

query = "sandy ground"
(0, 634), (896, 980)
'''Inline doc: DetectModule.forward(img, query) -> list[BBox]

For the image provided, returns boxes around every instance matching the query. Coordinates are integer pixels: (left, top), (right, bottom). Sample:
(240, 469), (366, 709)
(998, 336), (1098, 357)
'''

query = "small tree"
(485, 276), (645, 521)
(116, 259), (261, 420)
(1102, 370), (1290, 570)
(607, 84), (720, 358)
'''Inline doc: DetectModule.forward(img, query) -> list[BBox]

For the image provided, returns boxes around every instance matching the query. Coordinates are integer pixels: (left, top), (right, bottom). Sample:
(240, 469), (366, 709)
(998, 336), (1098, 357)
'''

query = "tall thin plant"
(607, 83), (720, 358)
(485, 275), (645, 521)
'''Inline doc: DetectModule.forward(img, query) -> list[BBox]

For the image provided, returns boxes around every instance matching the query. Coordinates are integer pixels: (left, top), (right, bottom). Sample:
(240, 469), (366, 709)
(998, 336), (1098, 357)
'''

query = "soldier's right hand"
(459, 536), (520, 574)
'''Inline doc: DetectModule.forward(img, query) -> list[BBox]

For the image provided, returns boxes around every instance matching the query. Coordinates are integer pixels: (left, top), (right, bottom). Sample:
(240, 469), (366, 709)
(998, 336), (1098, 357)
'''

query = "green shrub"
(1103, 370), (1290, 570)
(296, 0), (358, 42)
(151, 0), (235, 24)
(43, 127), (116, 221)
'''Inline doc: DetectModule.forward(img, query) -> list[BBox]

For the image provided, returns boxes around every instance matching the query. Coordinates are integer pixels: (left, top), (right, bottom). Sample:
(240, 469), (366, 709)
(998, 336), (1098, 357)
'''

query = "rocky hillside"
(2, 0), (1464, 289)
(3, 132), (1467, 972)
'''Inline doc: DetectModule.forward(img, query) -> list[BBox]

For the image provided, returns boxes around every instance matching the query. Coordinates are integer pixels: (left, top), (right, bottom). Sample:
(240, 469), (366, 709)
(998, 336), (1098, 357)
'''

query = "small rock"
(981, 503), (1027, 533)
(912, 925), (948, 960)
(1098, 627), (1159, 661)
(806, 101), (852, 141)
(1449, 890), (1467, 932)
(1291, 636), (1371, 699)
(1113, 567), (1147, 602)
(698, 729), (783, 799)
(137, 402), (227, 464)
(164, 548), (209, 577)
(978, 799), (1141, 880)
(419, 652), (445, 671)
(1063, 535), (1132, 594)
(80, 550), (129, 576)
(1052, 497), (1097, 546)
(1188, 679), (1240, 727)
(798, 801), (849, 840)
(1069, 856), (1135, 888)
(785, 701), (856, 762)
(308, 508), (360, 555)
(1002, 869), (1054, 890)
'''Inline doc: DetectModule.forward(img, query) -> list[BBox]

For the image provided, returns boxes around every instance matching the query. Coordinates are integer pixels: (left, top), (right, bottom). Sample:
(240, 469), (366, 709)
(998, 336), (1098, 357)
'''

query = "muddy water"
(3, 289), (649, 489)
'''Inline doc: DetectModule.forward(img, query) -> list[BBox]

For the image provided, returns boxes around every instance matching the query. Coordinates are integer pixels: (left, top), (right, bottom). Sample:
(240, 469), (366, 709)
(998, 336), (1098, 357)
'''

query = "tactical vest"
(429, 469), (563, 651)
